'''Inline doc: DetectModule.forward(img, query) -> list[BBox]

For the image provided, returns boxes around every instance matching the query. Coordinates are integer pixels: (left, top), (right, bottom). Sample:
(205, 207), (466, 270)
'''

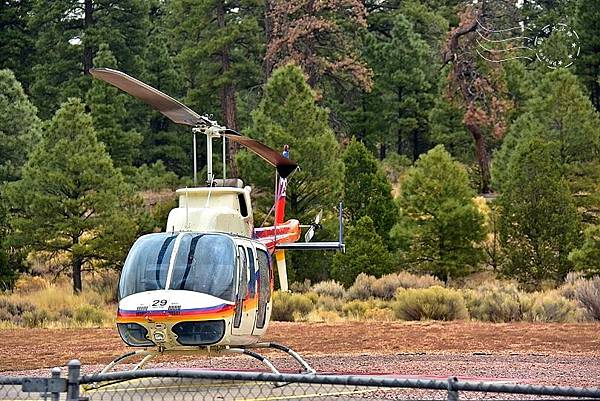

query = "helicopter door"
(232, 242), (257, 336)
(253, 248), (271, 334)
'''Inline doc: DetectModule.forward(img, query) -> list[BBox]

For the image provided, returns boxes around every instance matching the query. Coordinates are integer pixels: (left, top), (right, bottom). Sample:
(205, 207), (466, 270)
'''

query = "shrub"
(289, 279), (312, 293)
(524, 291), (583, 323)
(371, 272), (442, 300)
(465, 282), (525, 322)
(346, 273), (376, 300)
(311, 280), (345, 299)
(370, 274), (402, 300)
(14, 276), (50, 293)
(0, 297), (36, 317)
(316, 295), (344, 312)
(22, 309), (51, 328)
(573, 276), (600, 320)
(74, 305), (108, 325)
(271, 292), (314, 321)
(342, 300), (371, 319)
(393, 286), (469, 321)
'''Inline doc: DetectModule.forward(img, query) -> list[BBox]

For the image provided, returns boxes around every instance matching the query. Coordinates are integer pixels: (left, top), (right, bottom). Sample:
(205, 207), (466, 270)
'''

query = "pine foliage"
(392, 145), (485, 282)
(5, 99), (140, 292)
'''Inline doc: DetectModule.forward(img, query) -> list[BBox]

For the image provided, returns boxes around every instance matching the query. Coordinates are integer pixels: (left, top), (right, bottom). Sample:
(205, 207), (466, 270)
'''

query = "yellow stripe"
(239, 388), (377, 401)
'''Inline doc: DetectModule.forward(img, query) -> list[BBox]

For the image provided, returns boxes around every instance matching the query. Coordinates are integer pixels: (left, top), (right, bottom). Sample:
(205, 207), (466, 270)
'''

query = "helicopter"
(89, 68), (345, 375)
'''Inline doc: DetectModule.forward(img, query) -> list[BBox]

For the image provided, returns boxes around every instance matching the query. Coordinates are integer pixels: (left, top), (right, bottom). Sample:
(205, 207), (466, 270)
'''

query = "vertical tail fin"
(275, 146), (289, 291)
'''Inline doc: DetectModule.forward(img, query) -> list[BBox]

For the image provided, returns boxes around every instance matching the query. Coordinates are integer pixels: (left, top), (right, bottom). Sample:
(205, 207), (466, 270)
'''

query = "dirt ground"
(1, 321), (599, 373)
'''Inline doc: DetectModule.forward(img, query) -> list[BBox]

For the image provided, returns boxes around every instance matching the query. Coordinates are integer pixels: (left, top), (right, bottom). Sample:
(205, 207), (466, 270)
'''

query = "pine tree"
(29, 0), (150, 118)
(498, 138), (580, 287)
(575, 0), (600, 111)
(0, 69), (41, 289)
(342, 138), (397, 241)
(492, 69), (600, 225)
(238, 64), (344, 222)
(5, 99), (140, 292)
(331, 216), (393, 287)
(139, 28), (191, 177)
(392, 145), (485, 282)
(0, 69), (41, 183)
(169, 0), (264, 176)
(265, 0), (372, 91)
(569, 225), (600, 276)
(238, 64), (343, 282)
(86, 44), (142, 167)
(363, 11), (439, 161)
(0, 0), (36, 88)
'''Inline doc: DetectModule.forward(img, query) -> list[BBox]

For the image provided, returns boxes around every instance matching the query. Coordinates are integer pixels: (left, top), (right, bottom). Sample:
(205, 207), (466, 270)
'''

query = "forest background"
(0, 0), (599, 326)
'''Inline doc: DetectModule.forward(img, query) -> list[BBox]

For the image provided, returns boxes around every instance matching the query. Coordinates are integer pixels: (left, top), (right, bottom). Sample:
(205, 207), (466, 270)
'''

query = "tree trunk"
(304, 0), (319, 88)
(72, 254), (83, 293)
(466, 122), (491, 193)
(379, 143), (386, 160)
(264, 0), (274, 78)
(412, 130), (419, 162)
(216, 1), (239, 177)
(83, 0), (93, 75)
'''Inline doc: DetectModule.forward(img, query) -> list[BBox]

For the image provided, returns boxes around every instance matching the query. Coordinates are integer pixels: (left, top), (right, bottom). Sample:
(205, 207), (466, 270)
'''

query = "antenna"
(222, 137), (227, 180)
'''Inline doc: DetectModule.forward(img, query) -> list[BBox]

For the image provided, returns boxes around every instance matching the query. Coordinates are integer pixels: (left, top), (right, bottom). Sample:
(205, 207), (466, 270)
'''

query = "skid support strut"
(244, 342), (316, 374)
(99, 342), (315, 375)
(99, 350), (156, 374)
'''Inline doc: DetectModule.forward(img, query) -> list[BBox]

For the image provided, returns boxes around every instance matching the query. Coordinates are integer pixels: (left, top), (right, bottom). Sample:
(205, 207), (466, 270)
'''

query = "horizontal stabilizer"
(275, 242), (345, 251)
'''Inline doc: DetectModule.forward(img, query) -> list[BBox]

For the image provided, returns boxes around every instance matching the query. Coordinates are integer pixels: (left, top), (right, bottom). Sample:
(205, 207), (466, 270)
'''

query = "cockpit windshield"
(118, 232), (236, 302)
(170, 234), (236, 302)
(119, 233), (176, 300)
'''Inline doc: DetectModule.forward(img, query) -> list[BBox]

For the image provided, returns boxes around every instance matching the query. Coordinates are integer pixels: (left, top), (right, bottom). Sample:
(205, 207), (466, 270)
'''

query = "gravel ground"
(2, 322), (599, 400)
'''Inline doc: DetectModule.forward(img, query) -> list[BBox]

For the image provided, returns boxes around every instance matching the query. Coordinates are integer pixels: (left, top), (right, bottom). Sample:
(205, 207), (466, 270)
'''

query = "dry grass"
(0, 276), (115, 328)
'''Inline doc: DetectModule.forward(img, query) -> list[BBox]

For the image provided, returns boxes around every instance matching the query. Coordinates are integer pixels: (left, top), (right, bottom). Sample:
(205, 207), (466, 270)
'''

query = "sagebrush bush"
(524, 290), (583, 323)
(311, 280), (345, 299)
(23, 309), (51, 328)
(346, 273), (376, 300)
(370, 274), (402, 300)
(271, 291), (314, 321)
(289, 279), (312, 293)
(371, 272), (442, 300)
(573, 276), (600, 320)
(393, 286), (469, 321)
(316, 295), (344, 312)
(464, 281), (525, 322)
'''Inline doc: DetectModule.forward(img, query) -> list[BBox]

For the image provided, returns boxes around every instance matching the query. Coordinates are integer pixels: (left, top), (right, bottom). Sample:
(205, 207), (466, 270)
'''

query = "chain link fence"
(2, 360), (600, 401)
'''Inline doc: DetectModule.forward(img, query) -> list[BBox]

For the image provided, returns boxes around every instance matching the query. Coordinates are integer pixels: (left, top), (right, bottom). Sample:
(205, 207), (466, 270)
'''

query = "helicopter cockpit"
(119, 232), (237, 301)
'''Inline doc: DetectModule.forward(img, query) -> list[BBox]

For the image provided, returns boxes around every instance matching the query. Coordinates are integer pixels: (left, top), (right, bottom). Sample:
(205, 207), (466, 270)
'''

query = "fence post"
(66, 360), (81, 401)
(50, 367), (61, 401)
(447, 376), (459, 401)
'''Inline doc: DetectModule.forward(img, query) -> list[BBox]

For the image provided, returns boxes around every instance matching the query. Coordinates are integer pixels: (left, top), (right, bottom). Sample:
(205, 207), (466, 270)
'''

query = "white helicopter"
(89, 68), (344, 374)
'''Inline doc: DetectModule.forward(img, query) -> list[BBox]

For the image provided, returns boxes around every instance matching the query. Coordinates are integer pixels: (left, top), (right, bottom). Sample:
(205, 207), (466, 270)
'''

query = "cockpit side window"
(169, 234), (236, 302)
(119, 233), (176, 299)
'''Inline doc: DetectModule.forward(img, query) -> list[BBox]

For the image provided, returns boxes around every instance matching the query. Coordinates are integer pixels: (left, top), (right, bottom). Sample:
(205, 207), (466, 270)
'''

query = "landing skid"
(99, 343), (315, 375)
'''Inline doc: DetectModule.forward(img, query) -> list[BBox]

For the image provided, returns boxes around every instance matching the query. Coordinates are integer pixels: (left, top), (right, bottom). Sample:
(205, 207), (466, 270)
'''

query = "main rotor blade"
(222, 129), (298, 179)
(90, 68), (299, 178)
(90, 68), (202, 126)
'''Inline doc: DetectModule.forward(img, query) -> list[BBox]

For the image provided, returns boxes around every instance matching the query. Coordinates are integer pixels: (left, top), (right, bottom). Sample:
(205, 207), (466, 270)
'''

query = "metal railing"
(1, 360), (600, 400)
